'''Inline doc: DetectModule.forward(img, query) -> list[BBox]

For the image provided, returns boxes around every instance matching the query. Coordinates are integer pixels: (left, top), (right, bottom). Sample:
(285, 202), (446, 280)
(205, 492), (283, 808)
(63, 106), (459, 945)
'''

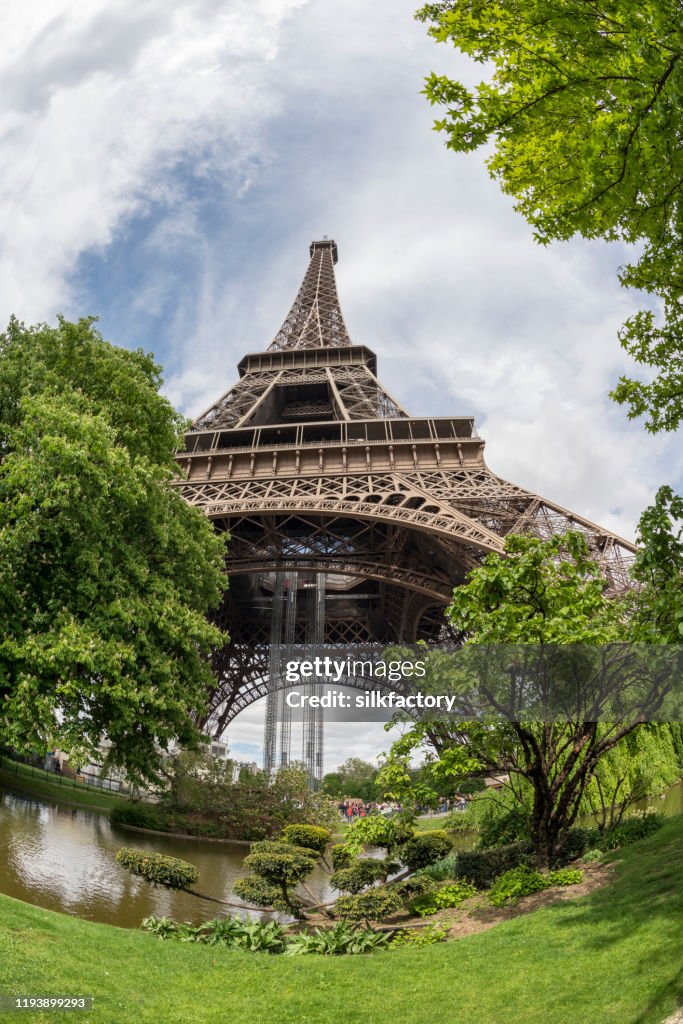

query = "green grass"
(1, 815), (682, 1024)
(415, 814), (456, 832)
(0, 759), (130, 813)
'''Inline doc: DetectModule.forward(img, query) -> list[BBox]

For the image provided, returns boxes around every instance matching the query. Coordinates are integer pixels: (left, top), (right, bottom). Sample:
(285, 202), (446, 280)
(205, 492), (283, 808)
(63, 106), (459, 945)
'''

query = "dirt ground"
(382, 861), (615, 938)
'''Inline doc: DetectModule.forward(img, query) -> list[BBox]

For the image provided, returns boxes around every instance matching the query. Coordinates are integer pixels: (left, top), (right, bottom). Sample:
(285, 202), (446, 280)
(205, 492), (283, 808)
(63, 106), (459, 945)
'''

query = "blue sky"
(3, 0), (681, 770)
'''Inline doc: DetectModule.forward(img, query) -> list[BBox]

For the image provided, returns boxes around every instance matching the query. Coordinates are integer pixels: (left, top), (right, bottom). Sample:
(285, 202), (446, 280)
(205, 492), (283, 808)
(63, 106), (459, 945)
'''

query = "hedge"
(400, 831), (453, 871)
(115, 848), (199, 890)
(281, 824), (331, 854)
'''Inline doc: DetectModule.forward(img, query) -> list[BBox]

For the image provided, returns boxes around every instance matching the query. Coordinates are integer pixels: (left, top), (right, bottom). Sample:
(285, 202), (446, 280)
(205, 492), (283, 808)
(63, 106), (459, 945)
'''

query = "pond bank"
(1, 814), (681, 1024)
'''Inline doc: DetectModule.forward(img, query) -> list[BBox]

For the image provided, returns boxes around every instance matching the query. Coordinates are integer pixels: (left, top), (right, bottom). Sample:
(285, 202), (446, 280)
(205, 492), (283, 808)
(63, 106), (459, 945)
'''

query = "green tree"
(0, 316), (227, 781)
(377, 532), (668, 867)
(629, 485), (683, 641)
(417, 0), (683, 431)
(582, 725), (682, 830)
(323, 758), (379, 801)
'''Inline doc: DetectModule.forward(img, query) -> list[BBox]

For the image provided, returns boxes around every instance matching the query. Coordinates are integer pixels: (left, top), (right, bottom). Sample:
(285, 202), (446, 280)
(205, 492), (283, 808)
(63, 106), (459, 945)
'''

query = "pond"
(0, 787), (261, 928)
(0, 779), (680, 929)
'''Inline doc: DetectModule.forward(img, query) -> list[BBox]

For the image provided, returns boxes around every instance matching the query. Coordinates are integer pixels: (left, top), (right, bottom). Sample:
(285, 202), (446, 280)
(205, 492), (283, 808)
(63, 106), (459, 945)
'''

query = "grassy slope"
(1, 816), (682, 1024)
(0, 759), (129, 813)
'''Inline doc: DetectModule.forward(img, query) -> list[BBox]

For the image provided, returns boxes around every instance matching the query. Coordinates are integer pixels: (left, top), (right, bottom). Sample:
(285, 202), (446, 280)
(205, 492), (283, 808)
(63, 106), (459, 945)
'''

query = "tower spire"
(269, 239), (352, 351)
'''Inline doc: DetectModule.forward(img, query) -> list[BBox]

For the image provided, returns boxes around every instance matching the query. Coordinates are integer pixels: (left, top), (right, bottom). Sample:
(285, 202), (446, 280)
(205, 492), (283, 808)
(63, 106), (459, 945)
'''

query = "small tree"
(235, 840), (321, 915)
(378, 531), (677, 868)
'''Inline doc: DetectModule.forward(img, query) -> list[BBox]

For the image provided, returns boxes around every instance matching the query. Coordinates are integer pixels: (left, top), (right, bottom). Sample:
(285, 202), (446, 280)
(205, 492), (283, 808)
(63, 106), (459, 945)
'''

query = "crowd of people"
(336, 794), (471, 820)
(336, 799), (401, 820)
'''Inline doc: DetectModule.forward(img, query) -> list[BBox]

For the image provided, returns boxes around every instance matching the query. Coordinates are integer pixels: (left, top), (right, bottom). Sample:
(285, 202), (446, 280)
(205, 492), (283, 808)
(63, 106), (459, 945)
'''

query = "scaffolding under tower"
(263, 571), (326, 786)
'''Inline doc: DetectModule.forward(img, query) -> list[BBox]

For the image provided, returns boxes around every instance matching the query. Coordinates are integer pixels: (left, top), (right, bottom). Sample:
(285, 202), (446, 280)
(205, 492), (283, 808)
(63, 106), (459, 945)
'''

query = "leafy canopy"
(376, 532), (655, 867)
(0, 316), (227, 780)
(417, 0), (683, 431)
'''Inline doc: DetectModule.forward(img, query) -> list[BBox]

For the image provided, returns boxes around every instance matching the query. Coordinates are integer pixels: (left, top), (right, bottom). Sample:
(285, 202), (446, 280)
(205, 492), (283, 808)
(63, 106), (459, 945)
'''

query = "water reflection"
(0, 787), (257, 928)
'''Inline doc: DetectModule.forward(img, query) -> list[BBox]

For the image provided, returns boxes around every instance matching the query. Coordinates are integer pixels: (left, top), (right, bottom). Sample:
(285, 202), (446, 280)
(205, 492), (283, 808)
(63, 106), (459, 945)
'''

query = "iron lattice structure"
(176, 240), (635, 784)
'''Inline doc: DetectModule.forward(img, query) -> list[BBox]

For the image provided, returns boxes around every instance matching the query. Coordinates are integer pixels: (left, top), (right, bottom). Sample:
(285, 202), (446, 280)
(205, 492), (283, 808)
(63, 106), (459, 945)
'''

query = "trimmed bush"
(281, 824), (331, 855)
(331, 859), (388, 894)
(455, 841), (534, 889)
(243, 846), (317, 885)
(400, 831), (453, 871)
(116, 848), (199, 890)
(232, 876), (282, 909)
(335, 886), (404, 923)
(330, 843), (353, 870)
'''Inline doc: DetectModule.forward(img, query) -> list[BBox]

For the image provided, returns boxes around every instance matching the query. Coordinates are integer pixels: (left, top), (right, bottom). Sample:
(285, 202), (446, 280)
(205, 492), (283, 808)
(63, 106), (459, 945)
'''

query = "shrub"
(447, 807), (480, 833)
(238, 839), (319, 914)
(478, 806), (531, 848)
(446, 788), (531, 846)
(330, 844), (353, 870)
(456, 842), (534, 889)
(232, 876), (280, 909)
(116, 848), (199, 890)
(415, 854), (459, 883)
(141, 915), (180, 938)
(390, 924), (449, 947)
(110, 804), (171, 831)
(330, 859), (388, 894)
(335, 886), (404, 923)
(141, 915), (287, 953)
(603, 812), (664, 851)
(281, 824), (331, 855)
(389, 875), (437, 900)
(488, 866), (547, 907)
(581, 848), (603, 863)
(410, 881), (477, 917)
(243, 842), (318, 884)
(342, 816), (415, 856)
(546, 868), (584, 887)
(556, 827), (602, 864)
(284, 922), (390, 956)
(227, 919), (287, 953)
(400, 831), (453, 871)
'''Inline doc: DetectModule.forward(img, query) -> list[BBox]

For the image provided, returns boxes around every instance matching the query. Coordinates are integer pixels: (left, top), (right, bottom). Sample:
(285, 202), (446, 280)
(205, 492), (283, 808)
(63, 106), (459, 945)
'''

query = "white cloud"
(226, 698), (403, 775)
(159, 0), (681, 540)
(0, 0), (307, 325)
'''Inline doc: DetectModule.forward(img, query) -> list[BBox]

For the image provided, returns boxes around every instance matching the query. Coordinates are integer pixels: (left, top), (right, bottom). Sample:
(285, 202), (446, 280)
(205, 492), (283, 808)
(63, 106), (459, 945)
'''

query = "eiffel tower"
(176, 239), (635, 784)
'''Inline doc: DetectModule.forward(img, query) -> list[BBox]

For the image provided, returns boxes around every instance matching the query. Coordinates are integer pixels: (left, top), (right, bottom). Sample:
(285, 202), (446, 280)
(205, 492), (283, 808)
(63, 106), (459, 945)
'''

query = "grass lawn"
(1, 815), (682, 1023)
(415, 814), (459, 832)
(0, 759), (130, 814)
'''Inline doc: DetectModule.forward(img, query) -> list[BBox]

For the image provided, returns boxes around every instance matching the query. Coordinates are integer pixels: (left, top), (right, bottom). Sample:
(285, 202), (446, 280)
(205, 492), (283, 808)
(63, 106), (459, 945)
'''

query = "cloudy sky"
(4, 0), (681, 772)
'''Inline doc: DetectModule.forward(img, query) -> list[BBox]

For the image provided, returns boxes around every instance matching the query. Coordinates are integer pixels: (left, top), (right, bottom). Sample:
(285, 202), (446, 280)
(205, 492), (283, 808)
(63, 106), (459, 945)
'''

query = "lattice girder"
(177, 238), (637, 754)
